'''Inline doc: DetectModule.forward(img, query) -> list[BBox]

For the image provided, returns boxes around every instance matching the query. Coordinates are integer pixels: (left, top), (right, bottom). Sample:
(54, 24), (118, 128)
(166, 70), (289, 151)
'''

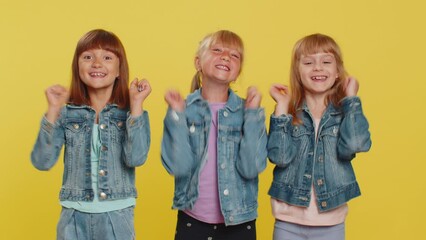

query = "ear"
(194, 56), (201, 71)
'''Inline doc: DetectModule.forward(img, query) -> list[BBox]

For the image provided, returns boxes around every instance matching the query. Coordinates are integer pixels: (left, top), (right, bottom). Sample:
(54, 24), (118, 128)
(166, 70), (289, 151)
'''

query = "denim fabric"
(273, 220), (345, 240)
(31, 104), (150, 201)
(268, 97), (371, 212)
(161, 89), (268, 226)
(57, 207), (135, 240)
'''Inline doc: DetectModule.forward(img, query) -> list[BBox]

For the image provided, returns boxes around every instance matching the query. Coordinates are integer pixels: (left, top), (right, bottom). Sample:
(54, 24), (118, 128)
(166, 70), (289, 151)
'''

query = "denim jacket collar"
(66, 103), (119, 112)
(186, 88), (243, 112)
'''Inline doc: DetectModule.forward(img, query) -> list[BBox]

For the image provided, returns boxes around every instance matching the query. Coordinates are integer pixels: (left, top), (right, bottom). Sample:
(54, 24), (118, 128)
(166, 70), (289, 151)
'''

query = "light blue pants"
(57, 207), (135, 240)
(273, 220), (345, 240)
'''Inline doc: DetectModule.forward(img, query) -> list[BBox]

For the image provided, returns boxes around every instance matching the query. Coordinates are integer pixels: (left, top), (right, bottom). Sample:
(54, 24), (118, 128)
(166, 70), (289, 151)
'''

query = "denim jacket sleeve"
(161, 108), (195, 177)
(31, 112), (66, 171)
(123, 111), (151, 167)
(337, 96), (372, 161)
(236, 108), (268, 179)
(267, 113), (297, 167)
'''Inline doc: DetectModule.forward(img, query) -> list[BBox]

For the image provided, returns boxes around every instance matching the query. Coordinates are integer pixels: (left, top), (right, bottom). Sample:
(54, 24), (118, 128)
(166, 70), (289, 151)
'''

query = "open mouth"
(90, 72), (106, 77)
(311, 75), (327, 81)
(215, 64), (230, 71)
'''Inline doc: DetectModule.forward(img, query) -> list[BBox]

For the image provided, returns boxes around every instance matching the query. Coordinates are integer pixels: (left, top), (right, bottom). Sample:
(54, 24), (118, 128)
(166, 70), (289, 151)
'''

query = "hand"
(245, 86), (262, 109)
(344, 76), (359, 97)
(45, 85), (69, 123)
(129, 78), (151, 116)
(164, 90), (185, 112)
(270, 84), (291, 116)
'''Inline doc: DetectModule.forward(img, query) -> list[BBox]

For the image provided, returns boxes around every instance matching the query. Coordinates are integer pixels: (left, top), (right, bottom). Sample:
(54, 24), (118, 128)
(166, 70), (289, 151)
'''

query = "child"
(31, 29), (151, 240)
(161, 30), (268, 240)
(268, 33), (372, 240)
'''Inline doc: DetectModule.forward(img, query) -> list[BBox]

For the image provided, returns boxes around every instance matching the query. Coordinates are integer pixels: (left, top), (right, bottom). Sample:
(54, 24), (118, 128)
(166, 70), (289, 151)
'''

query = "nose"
(313, 62), (322, 71)
(92, 57), (102, 68)
(220, 52), (230, 62)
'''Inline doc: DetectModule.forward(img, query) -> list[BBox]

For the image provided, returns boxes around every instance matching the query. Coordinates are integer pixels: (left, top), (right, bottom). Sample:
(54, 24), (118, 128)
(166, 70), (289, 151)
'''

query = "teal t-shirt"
(61, 124), (135, 213)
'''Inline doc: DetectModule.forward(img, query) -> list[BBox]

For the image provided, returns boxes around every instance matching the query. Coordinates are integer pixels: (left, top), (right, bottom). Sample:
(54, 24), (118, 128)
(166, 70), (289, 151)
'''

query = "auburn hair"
(69, 29), (130, 108)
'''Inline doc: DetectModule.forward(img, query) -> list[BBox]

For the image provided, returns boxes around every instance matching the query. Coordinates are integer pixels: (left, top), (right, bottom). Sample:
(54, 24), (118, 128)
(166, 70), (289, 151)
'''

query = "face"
(78, 48), (120, 92)
(196, 43), (241, 86)
(298, 52), (339, 96)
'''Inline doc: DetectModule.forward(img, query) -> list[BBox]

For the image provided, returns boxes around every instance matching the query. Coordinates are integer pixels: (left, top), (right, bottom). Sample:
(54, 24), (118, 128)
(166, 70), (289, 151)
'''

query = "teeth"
(216, 65), (230, 71)
(90, 72), (106, 77)
(311, 76), (327, 80)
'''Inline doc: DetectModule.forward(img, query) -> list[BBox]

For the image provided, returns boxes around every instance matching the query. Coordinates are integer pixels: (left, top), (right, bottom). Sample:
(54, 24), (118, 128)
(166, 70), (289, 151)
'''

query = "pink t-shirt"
(271, 117), (348, 226)
(185, 103), (226, 224)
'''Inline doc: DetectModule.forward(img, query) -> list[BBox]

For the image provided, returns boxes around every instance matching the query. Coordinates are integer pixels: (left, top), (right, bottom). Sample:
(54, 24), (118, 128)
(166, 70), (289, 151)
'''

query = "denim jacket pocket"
(110, 117), (126, 144)
(64, 119), (86, 148)
(188, 120), (205, 158)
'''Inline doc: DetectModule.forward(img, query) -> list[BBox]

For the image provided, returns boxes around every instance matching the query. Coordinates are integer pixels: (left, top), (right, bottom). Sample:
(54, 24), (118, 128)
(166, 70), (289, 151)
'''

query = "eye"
(231, 52), (241, 59)
(303, 61), (312, 65)
(104, 55), (113, 60)
(82, 55), (92, 60)
(212, 48), (222, 53)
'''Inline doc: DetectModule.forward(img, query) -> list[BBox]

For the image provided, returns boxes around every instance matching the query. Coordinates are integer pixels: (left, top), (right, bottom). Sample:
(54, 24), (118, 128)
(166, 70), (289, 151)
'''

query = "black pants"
(175, 211), (256, 240)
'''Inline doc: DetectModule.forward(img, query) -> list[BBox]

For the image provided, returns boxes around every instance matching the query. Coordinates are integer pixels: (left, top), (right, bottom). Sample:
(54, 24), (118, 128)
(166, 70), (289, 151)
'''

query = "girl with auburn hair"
(268, 33), (372, 240)
(161, 30), (267, 240)
(31, 29), (151, 240)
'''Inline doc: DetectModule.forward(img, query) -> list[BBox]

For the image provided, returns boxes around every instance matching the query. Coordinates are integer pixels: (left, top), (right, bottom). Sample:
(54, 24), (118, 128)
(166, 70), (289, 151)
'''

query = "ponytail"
(190, 71), (202, 93)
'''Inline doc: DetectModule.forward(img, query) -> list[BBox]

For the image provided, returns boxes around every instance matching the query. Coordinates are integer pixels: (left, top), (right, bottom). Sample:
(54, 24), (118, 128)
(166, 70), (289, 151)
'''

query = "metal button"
(321, 201), (327, 207)
(223, 189), (229, 195)
(213, 226), (217, 230)
(223, 111), (228, 117)
(221, 136), (226, 142)
(208, 237), (212, 240)
(101, 146), (108, 151)
(221, 163), (226, 169)
(99, 192), (107, 199)
(229, 216), (234, 222)
(317, 179), (324, 186)
(189, 124), (195, 133)
(186, 223), (191, 227)
(129, 119), (135, 126)
(99, 170), (106, 176)
(304, 174), (311, 179)
(100, 124), (106, 130)
(247, 225), (252, 230)
(117, 121), (123, 127)
(333, 127), (338, 135)
(73, 124), (79, 129)
(318, 156), (323, 162)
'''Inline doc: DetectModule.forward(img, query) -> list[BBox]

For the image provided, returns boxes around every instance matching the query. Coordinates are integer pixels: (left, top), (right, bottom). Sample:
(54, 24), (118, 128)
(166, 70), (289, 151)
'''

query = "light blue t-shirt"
(61, 124), (135, 213)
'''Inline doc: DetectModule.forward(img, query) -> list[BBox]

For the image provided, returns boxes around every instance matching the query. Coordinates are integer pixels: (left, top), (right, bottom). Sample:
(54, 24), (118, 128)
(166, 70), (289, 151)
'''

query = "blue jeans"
(273, 220), (345, 240)
(57, 207), (135, 240)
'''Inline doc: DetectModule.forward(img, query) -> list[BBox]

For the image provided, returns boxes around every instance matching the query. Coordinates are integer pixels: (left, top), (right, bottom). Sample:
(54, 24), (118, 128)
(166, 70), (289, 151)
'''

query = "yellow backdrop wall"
(1, 0), (425, 239)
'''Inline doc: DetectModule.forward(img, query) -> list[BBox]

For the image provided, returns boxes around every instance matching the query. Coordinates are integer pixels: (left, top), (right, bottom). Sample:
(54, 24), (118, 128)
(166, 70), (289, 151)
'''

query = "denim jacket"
(161, 89), (267, 225)
(268, 96), (371, 212)
(31, 104), (150, 202)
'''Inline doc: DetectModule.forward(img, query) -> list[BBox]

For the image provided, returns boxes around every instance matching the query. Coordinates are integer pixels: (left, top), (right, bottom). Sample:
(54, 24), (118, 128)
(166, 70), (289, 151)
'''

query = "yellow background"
(1, 0), (425, 239)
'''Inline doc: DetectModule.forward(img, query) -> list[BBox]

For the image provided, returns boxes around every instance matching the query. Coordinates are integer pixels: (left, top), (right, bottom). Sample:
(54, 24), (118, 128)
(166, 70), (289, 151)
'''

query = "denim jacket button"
(221, 163), (226, 169)
(317, 179), (324, 186)
(101, 146), (108, 151)
(100, 124), (106, 130)
(223, 189), (229, 195)
(189, 125), (195, 133)
(229, 216), (234, 222)
(99, 192), (107, 199)
(321, 201), (327, 207)
(223, 111), (228, 117)
(117, 121), (123, 127)
(99, 170), (106, 176)
(73, 124), (79, 129)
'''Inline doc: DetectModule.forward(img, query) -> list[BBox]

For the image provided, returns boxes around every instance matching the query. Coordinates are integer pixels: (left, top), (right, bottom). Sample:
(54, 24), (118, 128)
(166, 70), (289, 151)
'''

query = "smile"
(311, 75), (327, 81)
(90, 72), (106, 77)
(215, 65), (230, 71)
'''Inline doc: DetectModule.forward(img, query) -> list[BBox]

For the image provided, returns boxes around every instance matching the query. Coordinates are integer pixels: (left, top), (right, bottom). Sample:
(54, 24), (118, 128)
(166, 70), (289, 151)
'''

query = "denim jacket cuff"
(41, 116), (59, 134)
(165, 109), (186, 126)
(126, 111), (149, 128)
(244, 108), (265, 122)
(340, 96), (362, 114)
(269, 114), (293, 132)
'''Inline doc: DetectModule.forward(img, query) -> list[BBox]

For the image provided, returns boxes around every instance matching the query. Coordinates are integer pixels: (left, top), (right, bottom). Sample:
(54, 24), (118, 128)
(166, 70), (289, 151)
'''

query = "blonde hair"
(289, 33), (348, 124)
(190, 30), (244, 92)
